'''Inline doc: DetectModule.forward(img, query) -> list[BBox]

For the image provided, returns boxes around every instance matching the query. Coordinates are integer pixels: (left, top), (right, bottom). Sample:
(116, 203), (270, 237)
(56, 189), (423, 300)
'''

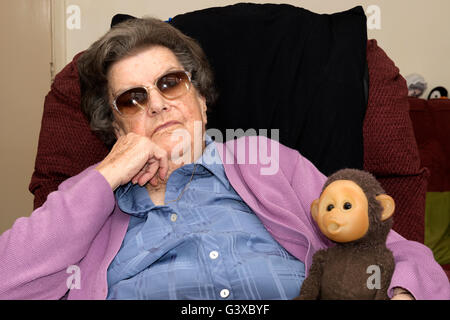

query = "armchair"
(30, 3), (427, 245)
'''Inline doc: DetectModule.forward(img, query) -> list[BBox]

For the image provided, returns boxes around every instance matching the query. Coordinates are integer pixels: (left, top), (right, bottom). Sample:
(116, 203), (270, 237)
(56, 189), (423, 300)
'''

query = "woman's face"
(107, 45), (207, 163)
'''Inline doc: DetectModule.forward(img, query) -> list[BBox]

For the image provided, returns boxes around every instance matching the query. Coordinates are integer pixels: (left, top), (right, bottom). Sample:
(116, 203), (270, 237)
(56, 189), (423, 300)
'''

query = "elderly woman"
(0, 18), (448, 300)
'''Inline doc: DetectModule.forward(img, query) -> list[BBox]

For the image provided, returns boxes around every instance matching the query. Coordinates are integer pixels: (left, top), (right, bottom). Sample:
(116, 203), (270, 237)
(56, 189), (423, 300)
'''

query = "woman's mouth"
(153, 121), (181, 134)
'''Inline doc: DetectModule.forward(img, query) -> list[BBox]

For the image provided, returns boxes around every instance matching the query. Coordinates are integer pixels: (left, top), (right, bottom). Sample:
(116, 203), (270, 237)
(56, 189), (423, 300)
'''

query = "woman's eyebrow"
(110, 65), (184, 97)
(159, 65), (185, 76)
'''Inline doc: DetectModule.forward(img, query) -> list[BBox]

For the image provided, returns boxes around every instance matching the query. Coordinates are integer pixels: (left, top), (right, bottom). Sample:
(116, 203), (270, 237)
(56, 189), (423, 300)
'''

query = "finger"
(391, 293), (414, 300)
(137, 161), (160, 186)
(159, 157), (169, 181)
(149, 175), (159, 187)
(131, 163), (149, 184)
(152, 147), (169, 181)
(131, 172), (142, 185)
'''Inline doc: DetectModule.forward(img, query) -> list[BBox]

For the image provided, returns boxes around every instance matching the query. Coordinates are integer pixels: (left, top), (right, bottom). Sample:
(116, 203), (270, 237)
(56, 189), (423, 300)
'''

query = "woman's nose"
(147, 88), (169, 115)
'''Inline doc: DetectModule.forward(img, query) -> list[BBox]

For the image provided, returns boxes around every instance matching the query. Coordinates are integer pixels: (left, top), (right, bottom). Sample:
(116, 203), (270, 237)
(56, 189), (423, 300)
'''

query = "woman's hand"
(391, 287), (415, 300)
(95, 133), (169, 190)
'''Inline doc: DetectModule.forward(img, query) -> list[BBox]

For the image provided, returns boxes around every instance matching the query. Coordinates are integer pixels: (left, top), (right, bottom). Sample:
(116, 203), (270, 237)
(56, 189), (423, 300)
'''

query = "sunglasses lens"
(157, 71), (190, 99)
(115, 87), (148, 115)
(113, 71), (190, 116)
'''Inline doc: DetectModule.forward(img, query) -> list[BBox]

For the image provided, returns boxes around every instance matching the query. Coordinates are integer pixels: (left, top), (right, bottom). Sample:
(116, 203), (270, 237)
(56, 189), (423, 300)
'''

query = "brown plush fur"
(295, 169), (395, 300)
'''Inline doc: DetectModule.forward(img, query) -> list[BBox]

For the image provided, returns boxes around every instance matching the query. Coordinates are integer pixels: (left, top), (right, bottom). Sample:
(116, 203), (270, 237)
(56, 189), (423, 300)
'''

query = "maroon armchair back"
(362, 39), (428, 243)
(29, 8), (427, 244)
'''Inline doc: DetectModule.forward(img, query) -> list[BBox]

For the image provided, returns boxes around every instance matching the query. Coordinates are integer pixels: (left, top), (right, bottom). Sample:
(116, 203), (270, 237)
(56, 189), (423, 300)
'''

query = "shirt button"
(170, 213), (177, 222)
(220, 289), (230, 298)
(209, 250), (219, 260)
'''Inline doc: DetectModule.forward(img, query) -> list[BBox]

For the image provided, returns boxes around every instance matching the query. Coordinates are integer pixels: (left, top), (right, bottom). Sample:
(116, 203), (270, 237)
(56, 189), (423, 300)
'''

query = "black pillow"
(111, 3), (368, 176)
(110, 13), (136, 27)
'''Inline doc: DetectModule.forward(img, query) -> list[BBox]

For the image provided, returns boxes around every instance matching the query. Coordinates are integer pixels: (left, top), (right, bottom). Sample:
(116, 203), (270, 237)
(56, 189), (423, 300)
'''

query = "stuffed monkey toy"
(295, 169), (395, 300)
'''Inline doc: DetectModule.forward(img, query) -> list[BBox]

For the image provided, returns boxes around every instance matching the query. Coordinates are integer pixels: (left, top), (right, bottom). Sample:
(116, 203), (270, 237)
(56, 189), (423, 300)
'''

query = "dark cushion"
(409, 97), (450, 192)
(170, 3), (368, 177)
(29, 52), (109, 209)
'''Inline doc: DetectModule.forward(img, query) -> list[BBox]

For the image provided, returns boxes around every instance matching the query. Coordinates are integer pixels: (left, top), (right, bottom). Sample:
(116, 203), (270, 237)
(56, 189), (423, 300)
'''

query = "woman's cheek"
(127, 116), (149, 136)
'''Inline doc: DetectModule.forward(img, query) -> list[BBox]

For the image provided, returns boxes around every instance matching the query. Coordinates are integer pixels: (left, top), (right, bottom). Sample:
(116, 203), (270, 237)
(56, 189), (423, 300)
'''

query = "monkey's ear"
(376, 194), (395, 221)
(311, 199), (320, 222)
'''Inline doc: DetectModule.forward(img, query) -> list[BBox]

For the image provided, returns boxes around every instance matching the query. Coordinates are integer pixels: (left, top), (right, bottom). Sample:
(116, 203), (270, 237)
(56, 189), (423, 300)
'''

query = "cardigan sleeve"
(0, 167), (115, 299)
(385, 230), (450, 300)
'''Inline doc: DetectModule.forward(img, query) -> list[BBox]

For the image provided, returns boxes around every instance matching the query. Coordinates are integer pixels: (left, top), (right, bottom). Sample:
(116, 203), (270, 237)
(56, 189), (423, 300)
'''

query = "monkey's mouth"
(327, 222), (341, 234)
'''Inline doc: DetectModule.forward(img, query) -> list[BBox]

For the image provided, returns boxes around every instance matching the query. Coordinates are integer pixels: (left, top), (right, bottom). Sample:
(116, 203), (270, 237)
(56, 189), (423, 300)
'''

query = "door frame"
(50, 0), (67, 80)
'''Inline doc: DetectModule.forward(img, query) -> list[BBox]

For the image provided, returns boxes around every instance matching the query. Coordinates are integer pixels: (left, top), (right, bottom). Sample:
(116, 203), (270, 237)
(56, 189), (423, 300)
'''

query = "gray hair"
(77, 17), (217, 147)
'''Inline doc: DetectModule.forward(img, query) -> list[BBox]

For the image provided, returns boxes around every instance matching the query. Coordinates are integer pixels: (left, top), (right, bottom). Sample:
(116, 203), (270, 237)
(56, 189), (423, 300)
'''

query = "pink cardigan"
(1, 136), (449, 299)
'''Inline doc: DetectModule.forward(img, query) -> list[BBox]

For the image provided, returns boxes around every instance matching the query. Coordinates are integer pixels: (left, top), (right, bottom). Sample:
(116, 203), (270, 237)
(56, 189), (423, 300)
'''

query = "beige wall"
(0, 0), (52, 233)
(0, 0), (449, 233)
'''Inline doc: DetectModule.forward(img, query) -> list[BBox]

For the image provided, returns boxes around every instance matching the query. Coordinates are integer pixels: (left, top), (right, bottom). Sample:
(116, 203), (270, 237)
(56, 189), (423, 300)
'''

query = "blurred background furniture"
(409, 97), (450, 279)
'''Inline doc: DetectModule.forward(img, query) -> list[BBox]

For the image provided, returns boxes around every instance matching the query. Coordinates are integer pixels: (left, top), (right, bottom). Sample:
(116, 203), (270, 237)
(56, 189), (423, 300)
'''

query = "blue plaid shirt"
(106, 135), (305, 299)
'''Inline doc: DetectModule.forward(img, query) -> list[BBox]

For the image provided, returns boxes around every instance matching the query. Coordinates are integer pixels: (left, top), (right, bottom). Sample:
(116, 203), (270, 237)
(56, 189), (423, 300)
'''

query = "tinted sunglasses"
(112, 70), (191, 116)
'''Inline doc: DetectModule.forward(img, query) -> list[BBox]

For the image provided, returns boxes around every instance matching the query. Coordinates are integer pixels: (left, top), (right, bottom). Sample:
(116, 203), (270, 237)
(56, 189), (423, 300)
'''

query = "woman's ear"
(375, 194), (395, 221)
(197, 94), (208, 125)
(201, 102), (208, 125)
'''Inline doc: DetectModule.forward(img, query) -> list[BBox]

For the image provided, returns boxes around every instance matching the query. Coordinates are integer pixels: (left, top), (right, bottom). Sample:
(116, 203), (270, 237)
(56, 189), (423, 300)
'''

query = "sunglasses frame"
(111, 70), (192, 116)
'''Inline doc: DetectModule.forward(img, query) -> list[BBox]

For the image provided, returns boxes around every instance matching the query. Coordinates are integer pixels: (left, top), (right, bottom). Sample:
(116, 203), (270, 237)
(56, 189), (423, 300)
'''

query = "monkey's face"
(311, 180), (369, 243)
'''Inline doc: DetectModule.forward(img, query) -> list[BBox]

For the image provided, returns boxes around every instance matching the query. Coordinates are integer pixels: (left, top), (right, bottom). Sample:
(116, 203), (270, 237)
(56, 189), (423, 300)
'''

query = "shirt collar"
(194, 134), (229, 188)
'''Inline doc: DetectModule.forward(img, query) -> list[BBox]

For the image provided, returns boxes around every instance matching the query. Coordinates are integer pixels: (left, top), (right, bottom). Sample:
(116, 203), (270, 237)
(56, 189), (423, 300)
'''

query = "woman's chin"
(156, 139), (193, 164)
(151, 128), (204, 165)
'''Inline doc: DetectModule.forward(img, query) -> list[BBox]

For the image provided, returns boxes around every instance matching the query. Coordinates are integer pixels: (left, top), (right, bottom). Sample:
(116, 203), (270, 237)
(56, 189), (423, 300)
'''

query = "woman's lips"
(153, 121), (181, 134)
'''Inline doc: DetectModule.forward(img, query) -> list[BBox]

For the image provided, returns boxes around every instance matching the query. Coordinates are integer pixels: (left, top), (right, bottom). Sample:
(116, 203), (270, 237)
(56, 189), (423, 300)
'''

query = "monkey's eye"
(343, 202), (352, 210)
(326, 204), (334, 211)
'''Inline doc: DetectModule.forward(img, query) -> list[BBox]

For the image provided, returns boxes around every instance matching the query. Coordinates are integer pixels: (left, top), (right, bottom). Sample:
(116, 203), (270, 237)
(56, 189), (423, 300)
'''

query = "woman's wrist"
(95, 163), (121, 191)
